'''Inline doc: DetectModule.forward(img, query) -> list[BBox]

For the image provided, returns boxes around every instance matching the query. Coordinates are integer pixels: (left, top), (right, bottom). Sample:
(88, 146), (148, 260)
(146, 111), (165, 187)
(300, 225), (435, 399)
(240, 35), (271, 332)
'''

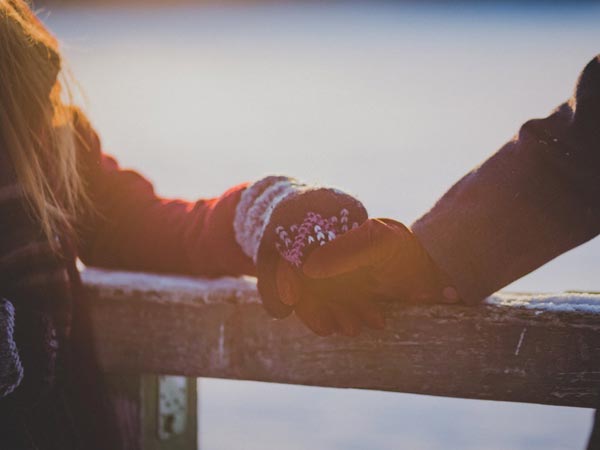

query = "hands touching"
(304, 218), (459, 304)
(277, 218), (460, 336)
(236, 176), (458, 337)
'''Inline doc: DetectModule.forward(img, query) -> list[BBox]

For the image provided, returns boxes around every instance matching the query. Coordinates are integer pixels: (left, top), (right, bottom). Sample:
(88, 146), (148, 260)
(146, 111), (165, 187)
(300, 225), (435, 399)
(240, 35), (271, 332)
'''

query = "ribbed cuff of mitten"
(233, 176), (309, 263)
(0, 298), (24, 398)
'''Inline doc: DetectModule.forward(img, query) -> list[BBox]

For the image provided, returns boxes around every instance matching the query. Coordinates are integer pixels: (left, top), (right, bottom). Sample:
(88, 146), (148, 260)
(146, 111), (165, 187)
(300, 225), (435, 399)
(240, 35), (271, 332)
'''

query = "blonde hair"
(0, 0), (88, 250)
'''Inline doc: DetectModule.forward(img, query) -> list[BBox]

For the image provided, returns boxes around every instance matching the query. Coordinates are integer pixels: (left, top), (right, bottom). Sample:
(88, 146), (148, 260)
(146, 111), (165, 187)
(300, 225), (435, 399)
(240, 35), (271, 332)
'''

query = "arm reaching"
(72, 114), (375, 335)
(412, 55), (600, 304)
(74, 110), (255, 277)
(300, 55), (600, 332)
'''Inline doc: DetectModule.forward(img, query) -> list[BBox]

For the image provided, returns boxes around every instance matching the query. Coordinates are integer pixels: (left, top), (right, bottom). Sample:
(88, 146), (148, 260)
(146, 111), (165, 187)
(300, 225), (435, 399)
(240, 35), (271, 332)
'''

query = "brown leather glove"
(277, 218), (460, 336)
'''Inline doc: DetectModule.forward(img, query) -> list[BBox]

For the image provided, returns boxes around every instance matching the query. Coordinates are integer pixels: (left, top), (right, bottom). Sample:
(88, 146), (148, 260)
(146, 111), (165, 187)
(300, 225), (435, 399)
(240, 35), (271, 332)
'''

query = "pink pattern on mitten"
(274, 208), (359, 267)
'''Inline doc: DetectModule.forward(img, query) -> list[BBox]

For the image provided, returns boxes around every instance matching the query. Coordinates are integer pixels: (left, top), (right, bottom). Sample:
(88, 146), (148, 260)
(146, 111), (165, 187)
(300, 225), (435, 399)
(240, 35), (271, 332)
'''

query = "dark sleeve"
(411, 55), (600, 304)
(74, 111), (255, 277)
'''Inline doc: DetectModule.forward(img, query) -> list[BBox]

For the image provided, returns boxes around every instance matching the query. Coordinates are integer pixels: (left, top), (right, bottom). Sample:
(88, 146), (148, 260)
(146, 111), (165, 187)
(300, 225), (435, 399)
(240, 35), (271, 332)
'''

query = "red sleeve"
(73, 110), (255, 277)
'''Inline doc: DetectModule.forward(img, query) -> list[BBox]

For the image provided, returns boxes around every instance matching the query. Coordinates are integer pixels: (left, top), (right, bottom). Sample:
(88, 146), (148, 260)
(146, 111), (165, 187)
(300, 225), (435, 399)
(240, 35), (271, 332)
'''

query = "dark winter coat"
(412, 55), (600, 304)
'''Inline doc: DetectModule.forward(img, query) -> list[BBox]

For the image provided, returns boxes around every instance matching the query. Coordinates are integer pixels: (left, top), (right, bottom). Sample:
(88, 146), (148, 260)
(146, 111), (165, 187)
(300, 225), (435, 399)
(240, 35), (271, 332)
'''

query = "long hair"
(0, 0), (88, 250)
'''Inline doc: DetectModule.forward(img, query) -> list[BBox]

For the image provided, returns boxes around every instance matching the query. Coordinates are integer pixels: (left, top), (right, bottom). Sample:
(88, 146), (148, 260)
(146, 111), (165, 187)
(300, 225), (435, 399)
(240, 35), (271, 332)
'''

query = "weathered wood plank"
(82, 268), (600, 408)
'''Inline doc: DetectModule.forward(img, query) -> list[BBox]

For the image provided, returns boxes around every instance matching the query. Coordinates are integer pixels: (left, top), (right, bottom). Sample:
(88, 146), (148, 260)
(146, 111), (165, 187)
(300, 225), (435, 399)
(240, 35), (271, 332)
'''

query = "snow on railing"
(486, 292), (600, 314)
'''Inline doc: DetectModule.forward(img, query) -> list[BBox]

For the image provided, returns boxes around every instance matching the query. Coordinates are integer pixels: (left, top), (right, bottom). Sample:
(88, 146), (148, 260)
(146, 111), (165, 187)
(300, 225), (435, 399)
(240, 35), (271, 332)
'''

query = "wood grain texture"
(82, 268), (600, 408)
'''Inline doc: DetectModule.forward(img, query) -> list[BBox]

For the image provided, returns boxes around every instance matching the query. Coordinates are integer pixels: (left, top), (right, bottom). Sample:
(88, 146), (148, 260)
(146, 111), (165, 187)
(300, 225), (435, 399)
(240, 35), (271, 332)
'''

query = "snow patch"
(486, 292), (600, 314)
(81, 267), (261, 305)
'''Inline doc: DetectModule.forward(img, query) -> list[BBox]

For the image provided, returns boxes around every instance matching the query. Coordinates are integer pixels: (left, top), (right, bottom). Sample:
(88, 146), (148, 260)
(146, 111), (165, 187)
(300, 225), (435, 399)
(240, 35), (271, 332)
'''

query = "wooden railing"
(82, 268), (600, 449)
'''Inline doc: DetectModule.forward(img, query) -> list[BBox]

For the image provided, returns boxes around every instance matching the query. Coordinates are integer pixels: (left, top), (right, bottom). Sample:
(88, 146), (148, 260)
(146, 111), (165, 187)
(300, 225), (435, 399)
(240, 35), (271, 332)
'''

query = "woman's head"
(0, 0), (87, 249)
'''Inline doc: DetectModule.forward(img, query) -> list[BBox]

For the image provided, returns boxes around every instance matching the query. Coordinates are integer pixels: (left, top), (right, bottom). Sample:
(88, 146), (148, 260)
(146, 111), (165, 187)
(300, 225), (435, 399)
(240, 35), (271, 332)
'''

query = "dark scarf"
(0, 147), (119, 449)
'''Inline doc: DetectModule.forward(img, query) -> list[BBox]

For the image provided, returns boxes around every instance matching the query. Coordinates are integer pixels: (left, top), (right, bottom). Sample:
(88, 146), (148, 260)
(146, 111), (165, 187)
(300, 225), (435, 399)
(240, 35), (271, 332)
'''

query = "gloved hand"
(276, 218), (460, 336)
(234, 176), (380, 335)
(302, 218), (460, 305)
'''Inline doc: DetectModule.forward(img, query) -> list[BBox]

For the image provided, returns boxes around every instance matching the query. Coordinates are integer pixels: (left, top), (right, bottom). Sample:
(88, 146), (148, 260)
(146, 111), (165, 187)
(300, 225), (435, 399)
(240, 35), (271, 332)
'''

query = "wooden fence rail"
(83, 268), (600, 411)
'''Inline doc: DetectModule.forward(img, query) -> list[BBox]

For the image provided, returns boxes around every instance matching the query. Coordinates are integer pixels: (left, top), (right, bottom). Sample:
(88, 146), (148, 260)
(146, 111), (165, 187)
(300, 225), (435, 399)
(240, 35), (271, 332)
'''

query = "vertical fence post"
(107, 374), (198, 450)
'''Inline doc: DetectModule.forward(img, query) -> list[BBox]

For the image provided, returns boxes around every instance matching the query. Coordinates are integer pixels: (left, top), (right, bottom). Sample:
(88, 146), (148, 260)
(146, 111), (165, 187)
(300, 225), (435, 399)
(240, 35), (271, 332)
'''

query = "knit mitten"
(0, 298), (24, 398)
(234, 176), (368, 318)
